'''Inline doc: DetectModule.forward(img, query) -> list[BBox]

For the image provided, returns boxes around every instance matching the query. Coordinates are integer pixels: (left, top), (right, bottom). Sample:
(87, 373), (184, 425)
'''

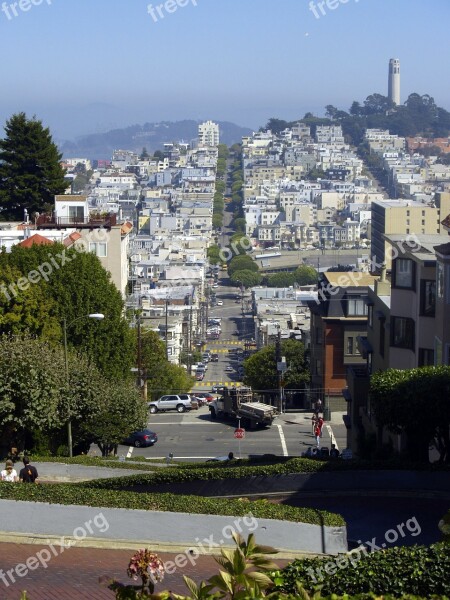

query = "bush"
(273, 543), (450, 597)
(0, 484), (343, 526)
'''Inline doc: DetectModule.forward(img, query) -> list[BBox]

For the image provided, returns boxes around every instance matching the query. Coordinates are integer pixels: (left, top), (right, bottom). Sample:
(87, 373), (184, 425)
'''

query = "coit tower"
(388, 58), (401, 106)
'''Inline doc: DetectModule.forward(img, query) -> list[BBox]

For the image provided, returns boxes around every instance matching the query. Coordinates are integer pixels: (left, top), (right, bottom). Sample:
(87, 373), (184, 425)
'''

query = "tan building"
(371, 194), (450, 270)
(346, 233), (450, 454)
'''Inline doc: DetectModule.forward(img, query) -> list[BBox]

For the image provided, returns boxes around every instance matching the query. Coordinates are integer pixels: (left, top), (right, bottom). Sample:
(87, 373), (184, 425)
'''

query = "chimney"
(375, 262), (390, 296)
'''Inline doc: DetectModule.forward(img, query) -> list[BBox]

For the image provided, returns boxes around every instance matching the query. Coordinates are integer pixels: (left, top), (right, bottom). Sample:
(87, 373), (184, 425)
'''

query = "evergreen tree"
(0, 113), (68, 220)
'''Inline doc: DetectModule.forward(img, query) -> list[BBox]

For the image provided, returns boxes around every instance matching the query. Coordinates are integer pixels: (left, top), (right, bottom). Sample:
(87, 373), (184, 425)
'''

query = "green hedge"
(273, 543), (450, 597)
(77, 457), (450, 492)
(0, 484), (343, 526)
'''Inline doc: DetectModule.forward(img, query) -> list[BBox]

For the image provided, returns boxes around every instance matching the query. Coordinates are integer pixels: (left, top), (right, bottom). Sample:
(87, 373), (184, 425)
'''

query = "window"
(437, 262), (444, 299)
(367, 352), (373, 374)
(418, 348), (434, 367)
(315, 359), (322, 375)
(379, 318), (386, 358)
(393, 258), (415, 289)
(347, 297), (368, 316)
(315, 327), (323, 344)
(89, 242), (107, 257)
(420, 280), (436, 317)
(346, 337), (354, 355)
(390, 317), (415, 350)
(367, 304), (373, 328)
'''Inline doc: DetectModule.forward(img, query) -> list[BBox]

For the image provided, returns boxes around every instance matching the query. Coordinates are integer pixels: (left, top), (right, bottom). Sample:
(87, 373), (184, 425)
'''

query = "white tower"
(388, 58), (401, 106)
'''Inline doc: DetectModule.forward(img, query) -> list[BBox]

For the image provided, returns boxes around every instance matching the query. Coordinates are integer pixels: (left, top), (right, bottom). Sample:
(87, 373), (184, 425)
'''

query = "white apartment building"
(198, 120), (220, 147)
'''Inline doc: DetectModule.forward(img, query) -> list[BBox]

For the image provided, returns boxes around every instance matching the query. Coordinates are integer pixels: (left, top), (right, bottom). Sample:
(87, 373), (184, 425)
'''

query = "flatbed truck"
(209, 387), (278, 429)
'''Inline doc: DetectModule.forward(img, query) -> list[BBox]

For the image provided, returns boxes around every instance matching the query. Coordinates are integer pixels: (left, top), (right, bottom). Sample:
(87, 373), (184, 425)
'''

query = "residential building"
(198, 120), (219, 147)
(308, 271), (376, 410)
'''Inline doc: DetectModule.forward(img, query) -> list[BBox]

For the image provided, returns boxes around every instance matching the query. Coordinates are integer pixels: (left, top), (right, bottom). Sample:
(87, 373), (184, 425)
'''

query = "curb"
(0, 532), (317, 560)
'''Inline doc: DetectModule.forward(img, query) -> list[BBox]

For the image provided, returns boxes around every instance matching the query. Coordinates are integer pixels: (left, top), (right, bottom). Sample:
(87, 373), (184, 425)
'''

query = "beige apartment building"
(371, 192), (450, 270)
(346, 233), (450, 453)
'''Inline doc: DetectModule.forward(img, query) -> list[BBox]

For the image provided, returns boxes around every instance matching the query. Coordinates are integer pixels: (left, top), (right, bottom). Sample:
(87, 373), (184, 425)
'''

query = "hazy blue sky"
(0, 0), (449, 140)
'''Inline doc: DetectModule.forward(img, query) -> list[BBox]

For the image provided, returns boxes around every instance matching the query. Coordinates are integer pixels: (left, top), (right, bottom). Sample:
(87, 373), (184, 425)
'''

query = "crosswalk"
(191, 381), (243, 389)
(206, 341), (245, 347)
(205, 348), (242, 354)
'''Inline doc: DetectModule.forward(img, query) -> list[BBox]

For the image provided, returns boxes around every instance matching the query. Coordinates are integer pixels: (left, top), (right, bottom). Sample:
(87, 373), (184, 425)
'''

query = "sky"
(0, 0), (449, 141)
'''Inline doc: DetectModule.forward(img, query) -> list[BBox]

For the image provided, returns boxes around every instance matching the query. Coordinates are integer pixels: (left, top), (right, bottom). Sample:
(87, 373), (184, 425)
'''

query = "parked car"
(122, 429), (158, 448)
(193, 392), (214, 404)
(148, 395), (197, 414)
(216, 300), (223, 306)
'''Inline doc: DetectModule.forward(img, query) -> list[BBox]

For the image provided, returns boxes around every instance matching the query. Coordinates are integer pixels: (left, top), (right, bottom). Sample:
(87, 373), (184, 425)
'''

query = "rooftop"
(323, 272), (377, 288)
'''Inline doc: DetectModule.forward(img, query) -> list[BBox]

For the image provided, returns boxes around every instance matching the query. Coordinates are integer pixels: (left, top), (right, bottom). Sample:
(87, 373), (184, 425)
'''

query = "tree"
(153, 150), (164, 161)
(233, 218), (247, 233)
(215, 180), (226, 194)
(266, 272), (296, 288)
(243, 339), (309, 392)
(294, 265), (317, 285)
(370, 366), (450, 463)
(140, 330), (194, 400)
(213, 214), (223, 229)
(140, 147), (150, 160)
(362, 93), (394, 115)
(228, 254), (258, 276)
(0, 113), (68, 219)
(0, 243), (135, 380)
(264, 118), (290, 134)
(229, 269), (262, 288)
(207, 245), (221, 265)
(82, 380), (147, 457)
(0, 335), (131, 456)
(217, 144), (229, 160)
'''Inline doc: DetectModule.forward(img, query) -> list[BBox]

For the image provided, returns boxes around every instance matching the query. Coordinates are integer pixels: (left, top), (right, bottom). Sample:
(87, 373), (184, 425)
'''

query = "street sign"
(234, 428), (245, 439)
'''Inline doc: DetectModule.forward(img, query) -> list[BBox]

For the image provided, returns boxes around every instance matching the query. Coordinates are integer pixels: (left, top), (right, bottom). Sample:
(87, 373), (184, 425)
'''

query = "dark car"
(122, 429), (158, 448)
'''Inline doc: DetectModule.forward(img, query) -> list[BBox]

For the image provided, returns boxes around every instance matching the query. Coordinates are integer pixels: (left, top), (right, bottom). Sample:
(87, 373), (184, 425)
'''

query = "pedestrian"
(311, 413), (317, 434)
(330, 444), (340, 459)
(318, 415), (324, 437)
(227, 452), (235, 462)
(19, 456), (39, 483)
(314, 399), (322, 415)
(314, 425), (321, 449)
(1, 459), (19, 482)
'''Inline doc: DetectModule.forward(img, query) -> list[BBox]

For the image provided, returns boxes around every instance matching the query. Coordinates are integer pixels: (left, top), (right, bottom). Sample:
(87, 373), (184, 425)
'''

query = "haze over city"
(0, 0), (449, 140)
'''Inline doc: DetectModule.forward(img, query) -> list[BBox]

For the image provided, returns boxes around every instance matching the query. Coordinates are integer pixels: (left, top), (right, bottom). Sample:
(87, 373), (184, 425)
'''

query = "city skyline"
(0, 0), (449, 140)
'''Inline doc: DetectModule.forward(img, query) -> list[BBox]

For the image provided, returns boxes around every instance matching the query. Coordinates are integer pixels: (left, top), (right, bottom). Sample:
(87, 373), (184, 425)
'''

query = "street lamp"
(63, 313), (105, 458)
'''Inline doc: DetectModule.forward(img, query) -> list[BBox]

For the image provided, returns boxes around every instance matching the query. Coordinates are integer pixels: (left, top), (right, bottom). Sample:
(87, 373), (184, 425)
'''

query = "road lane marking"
(276, 424), (288, 457)
(126, 446), (134, 459)
(325, 424), (338, 450)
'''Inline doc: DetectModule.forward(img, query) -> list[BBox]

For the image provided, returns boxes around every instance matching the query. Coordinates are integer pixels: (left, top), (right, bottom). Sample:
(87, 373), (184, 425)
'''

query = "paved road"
(116, 408), (347, 462)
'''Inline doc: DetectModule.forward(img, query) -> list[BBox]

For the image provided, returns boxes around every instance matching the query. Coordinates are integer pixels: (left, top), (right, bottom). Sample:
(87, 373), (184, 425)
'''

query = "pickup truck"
(148, 394), (197, 414)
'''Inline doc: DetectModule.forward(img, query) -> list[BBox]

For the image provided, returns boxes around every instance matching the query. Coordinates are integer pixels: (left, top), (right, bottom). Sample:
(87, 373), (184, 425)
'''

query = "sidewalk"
(0, 542), (290, 599)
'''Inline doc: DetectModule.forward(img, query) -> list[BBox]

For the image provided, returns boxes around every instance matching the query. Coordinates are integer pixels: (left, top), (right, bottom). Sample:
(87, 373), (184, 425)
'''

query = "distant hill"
(60, 120), (253, 160)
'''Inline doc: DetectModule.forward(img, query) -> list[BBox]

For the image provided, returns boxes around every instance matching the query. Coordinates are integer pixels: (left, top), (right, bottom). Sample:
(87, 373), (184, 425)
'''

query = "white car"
(217, 300), (223, 306)
(225, 366), (234, 372)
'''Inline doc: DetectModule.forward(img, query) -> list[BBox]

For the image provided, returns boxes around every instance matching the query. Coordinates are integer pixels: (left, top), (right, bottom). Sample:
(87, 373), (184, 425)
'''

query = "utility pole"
(165, 298), (169, 361)
(275, 329), (282, 412)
